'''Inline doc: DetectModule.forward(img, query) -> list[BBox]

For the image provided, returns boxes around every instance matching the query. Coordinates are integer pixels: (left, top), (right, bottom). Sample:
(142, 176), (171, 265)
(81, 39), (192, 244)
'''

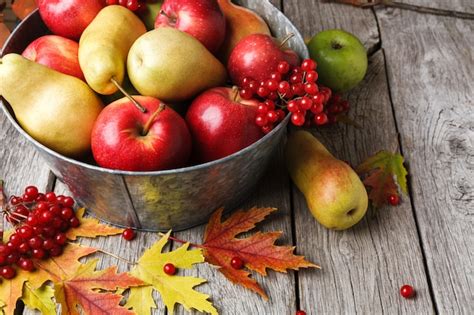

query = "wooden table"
(1, 1), (473, 314)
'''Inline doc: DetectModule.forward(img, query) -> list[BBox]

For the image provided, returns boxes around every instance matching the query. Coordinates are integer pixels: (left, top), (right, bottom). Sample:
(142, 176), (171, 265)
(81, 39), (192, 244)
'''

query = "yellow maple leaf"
(66, 208), (124, 240)
(129, 231), (218, 315)
(22, 282), (56, 315)
(124, 285), (156, 314)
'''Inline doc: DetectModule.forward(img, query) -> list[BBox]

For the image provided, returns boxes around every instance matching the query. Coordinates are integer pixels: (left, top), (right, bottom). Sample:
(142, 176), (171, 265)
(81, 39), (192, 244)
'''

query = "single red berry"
(28, 236), (43, 249)
(61, 207), (74, 220)
(301, 58), (317, 71)
(18, 242), (30, 254)
(247, 80), (258, 92)
(9, 234), (23, 247)
(43, 226), (57, 238)
(257, 86), (270, 98)
(290, 73), (303, 84)
(241, 77), (251, 86)
(269, 72), (282, 81)
(267, 110), (278, 123)
(45, 192), (57, 202)
(17, 226), (33, 239)
(230, 256), (244, 269)
(239, 88), (253, 100)
(300, 97), (313, 110)
(118, 0), (127, 6)
(305, 70), (318, 82)
(265, 79), (279, 91)
(267, 91), (278, 100)
(42, 239), (55, 250)
(291, 83), (305, 96)
(10, 196), (22, 205)
(0, 254), (6, 265)
(39, 210), (53, 224)
(32, 248), (46, 259)
(35, 193), (45, 201)
(49, 245), (63, 257)
(310, 103), (324, 115)
(400, 285), (415, 298)
(127, 0), (139, 11)
(292, 67), (302, 75)
(163, 263), (176, 275)
(52, 217), (63, 229)
(22, 193), (34, 202)
(314, 113), (328, 125)
(278, 81), (291, 95)
(0, 244), (10, 256)
(388, 194), (400, 206)
(49, 205), (62, 216)
(261, 125), (273, 134)
(275, 109), (286, 121)
(296, 311), (307, 315)
(55, 233), (67, 245)
(122, 228), (136, 241)
(18, 258), (35, 271)
(287, 100), (299, 113)
(1, 266), (16, 279)
(69, 217), (80, 228)
(255, 115), (268, 127)
(36, 201), (48, 211)
(56, 195), (65, 205)
(6, 252), (19, 264)
(304, 82), (319, 95)
(24, 186), (39, 199)
(257, 104), (269, 114)
(26, 215), (39, 227)
(291, 113), (306, 126)
(277, 61), (290, 74)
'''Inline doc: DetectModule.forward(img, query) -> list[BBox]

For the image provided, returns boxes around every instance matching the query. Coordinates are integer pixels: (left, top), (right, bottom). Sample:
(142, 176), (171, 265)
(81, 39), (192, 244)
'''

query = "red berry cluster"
(0, 186), (80, 280)
(239, 58), (350, 133)
(106, 0), (145, 12)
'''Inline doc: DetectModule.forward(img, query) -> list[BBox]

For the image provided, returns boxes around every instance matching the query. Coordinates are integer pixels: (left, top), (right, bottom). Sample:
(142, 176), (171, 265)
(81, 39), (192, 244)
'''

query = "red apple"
(186, 87), (263, 163)
(37, 0), (105, 40)
(154, 0), (226, 54)
(228, 33), (300, 86)
(91, 96), (192, 171)
(22, 35), (84, 80)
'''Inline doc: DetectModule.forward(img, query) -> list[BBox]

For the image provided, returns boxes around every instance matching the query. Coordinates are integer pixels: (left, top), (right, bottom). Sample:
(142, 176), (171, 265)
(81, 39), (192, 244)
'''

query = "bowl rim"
(0, 8), (297, 177)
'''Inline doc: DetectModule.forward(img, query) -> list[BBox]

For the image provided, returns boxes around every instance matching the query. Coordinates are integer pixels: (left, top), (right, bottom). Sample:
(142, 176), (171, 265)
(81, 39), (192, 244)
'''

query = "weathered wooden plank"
(375, 7), (474, 314)
(395, 0), (474, 15)
(283, 0), (380, 53)
(173, 144), (297, 314)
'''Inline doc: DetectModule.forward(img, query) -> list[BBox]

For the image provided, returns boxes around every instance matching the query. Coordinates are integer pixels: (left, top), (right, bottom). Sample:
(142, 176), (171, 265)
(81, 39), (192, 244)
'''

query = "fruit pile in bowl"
(0, 0), (309, 231)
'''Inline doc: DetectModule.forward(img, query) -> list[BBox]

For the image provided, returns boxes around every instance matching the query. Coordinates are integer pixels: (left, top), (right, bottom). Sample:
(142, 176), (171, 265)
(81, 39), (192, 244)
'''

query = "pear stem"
(142, 103), (166, 136)
(110, 77), (147, 113)
(232, 86), (240, 102)
(279, 33), (295, 48)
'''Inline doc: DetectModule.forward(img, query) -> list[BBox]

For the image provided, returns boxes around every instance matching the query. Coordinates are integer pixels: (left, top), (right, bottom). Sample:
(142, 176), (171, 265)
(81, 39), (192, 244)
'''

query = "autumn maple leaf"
(128, 231), (217, 315)
(66, 208), (124, 240)
(202, 207), (318, 299)
(356, 151), (408, 207)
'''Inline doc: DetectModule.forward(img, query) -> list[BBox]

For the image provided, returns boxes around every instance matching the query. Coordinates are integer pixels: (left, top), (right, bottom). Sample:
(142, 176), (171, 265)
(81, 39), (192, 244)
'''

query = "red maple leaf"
(202, 207), (318, 299)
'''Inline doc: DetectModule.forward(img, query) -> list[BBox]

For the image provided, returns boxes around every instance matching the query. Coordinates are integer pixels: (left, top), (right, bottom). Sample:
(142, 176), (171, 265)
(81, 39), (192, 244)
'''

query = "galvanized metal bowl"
(1, 0), (309, 231)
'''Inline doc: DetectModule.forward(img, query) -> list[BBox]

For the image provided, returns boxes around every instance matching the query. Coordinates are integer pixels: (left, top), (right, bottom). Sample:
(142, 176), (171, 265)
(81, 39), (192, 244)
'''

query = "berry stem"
(279, 33), (295, 48)
(142, 103), (166, 136)
(110, 77), (147, 113)
(92, 246), (137, 265)
(158, 232), (202, 248)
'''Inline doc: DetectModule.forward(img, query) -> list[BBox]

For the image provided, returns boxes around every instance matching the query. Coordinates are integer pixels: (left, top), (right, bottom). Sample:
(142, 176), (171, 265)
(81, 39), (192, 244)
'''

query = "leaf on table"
(22, 282), (56, 315)
(356, 150), (408, 207)
(0, 243), (96, 315)
(66, 208), (124, 240)
(202, 207), (318, 299)
(53, 259), (144, 315)
(129, 231), (217, 315)
(124, 285), (156, 315)
(11, 0), (37, 20)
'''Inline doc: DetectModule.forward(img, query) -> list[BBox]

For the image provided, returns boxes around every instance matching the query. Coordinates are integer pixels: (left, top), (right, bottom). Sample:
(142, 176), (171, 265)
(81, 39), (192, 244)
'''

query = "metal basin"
(0, 0), (309, 231)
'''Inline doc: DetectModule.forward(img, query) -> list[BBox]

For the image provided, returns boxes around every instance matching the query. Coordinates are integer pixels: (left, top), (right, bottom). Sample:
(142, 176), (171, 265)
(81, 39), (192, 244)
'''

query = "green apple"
(307, 29), (367, 92)
(138, 1), (162, 30)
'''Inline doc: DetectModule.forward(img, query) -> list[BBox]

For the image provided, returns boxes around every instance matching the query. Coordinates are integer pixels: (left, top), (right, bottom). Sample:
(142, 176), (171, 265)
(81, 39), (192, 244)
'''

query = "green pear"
(286, 130), (368, 230)
(0, 54), (103, 157)
(79, 5), (146, 95)
(127, 27), (227, 103)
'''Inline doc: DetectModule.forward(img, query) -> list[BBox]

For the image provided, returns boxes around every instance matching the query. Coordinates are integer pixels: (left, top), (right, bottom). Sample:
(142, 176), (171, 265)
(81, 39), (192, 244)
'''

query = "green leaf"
(22, 282), (56, 315)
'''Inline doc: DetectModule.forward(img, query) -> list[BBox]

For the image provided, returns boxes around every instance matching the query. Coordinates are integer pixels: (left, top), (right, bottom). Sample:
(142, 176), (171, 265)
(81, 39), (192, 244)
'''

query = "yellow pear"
(286, 130), (368, 230)
(217, 0), (271, 63)
(127, 27), (227, 103)
(0, 54), (103, 157)
(79, 5), (146, 95)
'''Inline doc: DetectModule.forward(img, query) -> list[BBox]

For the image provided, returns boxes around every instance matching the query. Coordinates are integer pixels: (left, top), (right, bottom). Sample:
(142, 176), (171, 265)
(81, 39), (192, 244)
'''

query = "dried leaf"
(0, 22), (10, 49)
(65, 208), (124, 240)
(129, 231), (217, 315)
(356, 151), (408, 207)
(22, 282), (56, 315)
(53, 259), (143, 315)
(11, 0), (37, 20)
(202, 207), (318, 299)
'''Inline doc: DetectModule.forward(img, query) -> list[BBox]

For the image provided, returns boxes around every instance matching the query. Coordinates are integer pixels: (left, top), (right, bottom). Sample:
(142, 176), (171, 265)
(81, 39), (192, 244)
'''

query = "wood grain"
(395, 0), (474, 15)
(375, 6), (474, 313)
(283, 0), (380, 53)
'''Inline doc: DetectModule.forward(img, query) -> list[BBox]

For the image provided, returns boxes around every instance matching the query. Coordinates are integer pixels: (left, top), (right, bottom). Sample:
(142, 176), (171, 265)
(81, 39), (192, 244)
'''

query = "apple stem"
(232, 86), (240, 102)
(279, 33), (295, 48)
(110, 77), (147, 113)
(142, 102), (166, 136)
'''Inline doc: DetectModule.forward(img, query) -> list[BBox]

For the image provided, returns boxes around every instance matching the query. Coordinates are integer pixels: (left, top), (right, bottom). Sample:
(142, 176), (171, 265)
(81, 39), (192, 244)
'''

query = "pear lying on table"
(0, 54), (103, 157)
(127, 27), (227, 103)
(79, 5), (146, 95)
(286, 130), (368, 230)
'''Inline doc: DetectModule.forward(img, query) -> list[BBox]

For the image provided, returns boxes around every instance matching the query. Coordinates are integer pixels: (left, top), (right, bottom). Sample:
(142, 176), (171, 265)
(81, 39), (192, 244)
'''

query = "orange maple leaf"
(66, 208), (124, 240)
(202, 207), (318, 299)
(54, 259), (144, 315)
